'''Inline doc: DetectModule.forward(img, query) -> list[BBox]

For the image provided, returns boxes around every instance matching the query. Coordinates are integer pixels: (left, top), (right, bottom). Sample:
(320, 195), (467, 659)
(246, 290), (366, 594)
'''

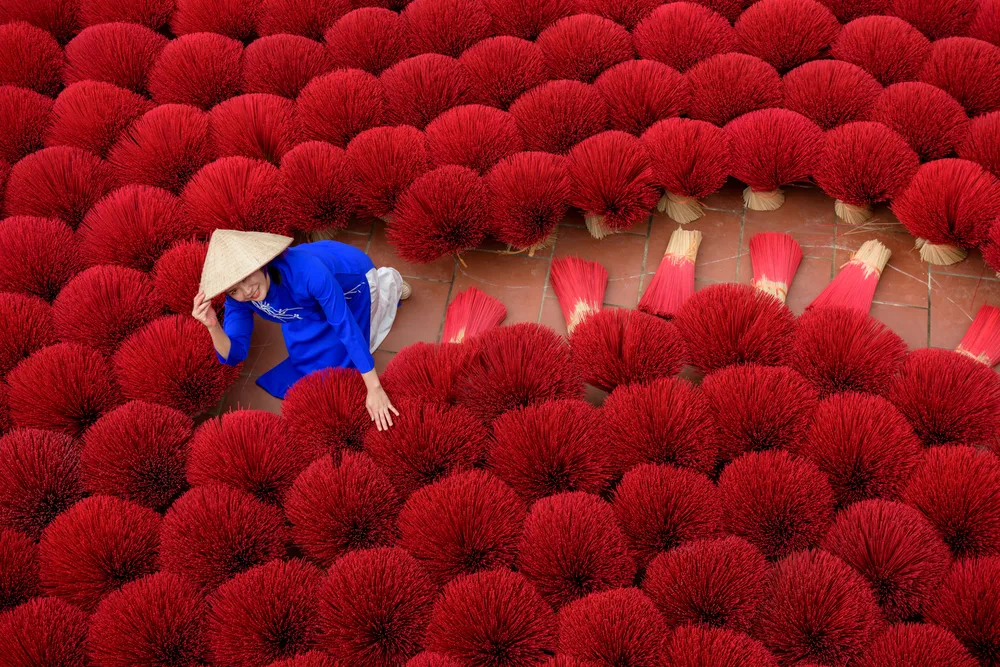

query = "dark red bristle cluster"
(456, 323), (581, 422)
(855, 623), (979, 667)
(279, 140), (357, 236)
(52, 265), (161, 356)
(80, 400), (193, 511)
(782, 61), (883, 131)
(181, 156), (285, 235)
(425, 568), (557, 665)
(686, 53), (784, 126)
(459, 36), (548, 111)
(557, 588), (667, 666)
(346, 124), (429, 221)
(284, 453), (400, 568)
(297, 69), (386, 149)
(148, 34), (244, 110)
(673, 282), (796, 372)
(574, 0), (660, 29)
(113, 315), (240, 416)
(792, 392), (921, 508)
(0, 22), (65, 96)
(754, 549), (884, 665)
(363, 400), (488, 498)
(902, 446), (1000, 558)
(925, 556), (1000, 666)
(206, 559), (323, 667)
(830, 16), (931, 86)
(160, 484), (287, 591)
(400, 0), (493, 58)
(633, 3), (738, 73)
(569, 308), (687, 392)
(253, 0), (350, 42)
(891, 0), (979, 41)
(487, 399), (614, 502)
(920, 37), (1000, 117)
(735, 0), (841, 73)
(188, 410), (313, 505)
(960, 111), (1000, 180)
(536, 13), (634, 84)
(79, 0), (173, 30)
(611, 463), (722, 569)
(0, 86), (52, 166)
(87, 571), (207, 667)
(268, 652), (338, 667)
(0, 597), (89, 667)
(487, 151), (570, 253)
(397, 470), (525, 585)
(242, 34), (332, 99)
(4, 145), (116, 229)
(387, 165), (488, 263)
(662, 625), (780, 667)
(822, 500), (951, 621)
(517, 491), (634, 608)
(479, 0), (574, 39)
(379, 54), (477, 130)
(644, 536), (769, 633)
(642, 117), (730, 215)
(0, 292), (54, 379)
(0, 429), (83, 540)
(601, 377), (718, 476)
(38, 495), (161, 612)
(153, 239), (221, 315)
(594, 59), (688, 136)
(45, 81), (153, 158)
(0, 529), (38, 612)
(170, 0), (258, 41)
(970, 0), (1000, 47)
(424, 104), (523, 175)
(718, 450), (835, 560)
(7, 342), (121, 437)
(78, 184), (191, 273)
(63, 23), (166, 95)
(325, 8), (411, 75)
(0, 216), (81, 302)
(380, 341), (477, 407)
(818, 0), (890, 22)
(318, 547), (436, 667)
(724, 108), (825, 196)
(209, 93), (300, 165)
(283, 366), (369, 457)
(868, 82), (969, 162)
(509, 79), (610, 154)
(889, 347), (1000, 447)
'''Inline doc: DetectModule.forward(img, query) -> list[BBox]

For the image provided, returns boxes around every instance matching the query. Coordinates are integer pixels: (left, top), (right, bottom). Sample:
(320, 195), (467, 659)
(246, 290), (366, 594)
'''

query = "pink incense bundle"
(813, 121), (920, 225)
(442, 287), (506, 344)
(566, 130), (659, 239)
(749, 232), (803, 304)
(829, 16), (931, 86)
(956, 305), (1000, 367)
(638, 228), (702, 319)
(641, 118), (730, 224)
(808, 239), (891, 313)
(724, 108), (825, 212)
(550, 256), (608, 334)
(781, 60), (883, 131)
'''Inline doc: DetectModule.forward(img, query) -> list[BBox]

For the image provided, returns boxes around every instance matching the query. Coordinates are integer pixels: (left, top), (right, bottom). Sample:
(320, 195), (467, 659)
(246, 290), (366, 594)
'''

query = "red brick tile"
(553, 225), (648, 308)
(786, 256), (834, 316)
(833, 228), (929, 308)
(451, 251), (548, 325)
(870, 303), (928, 350)
(367, 221), (457, 282)
(218, 378), (284, 415)
(651, 210), (742, 285)
(539, 296), (568, 337)
(929, 273), (1000, 349)
(743, 186), (836, 259)
(702, 177), (745, 213)
(379, 278), (451, 352)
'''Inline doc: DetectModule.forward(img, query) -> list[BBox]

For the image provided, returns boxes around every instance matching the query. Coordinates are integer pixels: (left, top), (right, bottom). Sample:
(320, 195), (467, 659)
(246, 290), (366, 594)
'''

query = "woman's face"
(227, 269), (269, 302)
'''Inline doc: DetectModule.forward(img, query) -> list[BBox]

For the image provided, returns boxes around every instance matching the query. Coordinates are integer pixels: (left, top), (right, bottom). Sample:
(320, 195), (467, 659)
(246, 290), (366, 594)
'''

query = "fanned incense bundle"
(749, 232), (803, 304)
(808, 240), (890, 313)
(442, 287), (507, 343)
(550, 256), (608, 333)
(638, 228), (702, 318)
(956, 304), (1000, 367)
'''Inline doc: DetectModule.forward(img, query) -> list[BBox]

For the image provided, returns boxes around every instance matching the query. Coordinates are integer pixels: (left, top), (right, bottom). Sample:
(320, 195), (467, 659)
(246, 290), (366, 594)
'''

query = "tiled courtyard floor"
(218, 180), (1000, 414)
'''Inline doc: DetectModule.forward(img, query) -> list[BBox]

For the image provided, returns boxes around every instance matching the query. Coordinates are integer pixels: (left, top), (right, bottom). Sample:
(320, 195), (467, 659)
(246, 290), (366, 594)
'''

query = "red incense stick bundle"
(442, 287), (507, 344)
(638, 228), (702, 318)
(550, 256), (608, 334)
(956, 304), (1000, 367)
(749, 232), (803, 304)
(808, 239), (890, 313)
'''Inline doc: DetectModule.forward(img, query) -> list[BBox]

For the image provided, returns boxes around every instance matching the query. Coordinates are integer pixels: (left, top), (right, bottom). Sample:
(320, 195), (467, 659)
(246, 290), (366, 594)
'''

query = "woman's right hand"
(192, 292), (220, 329)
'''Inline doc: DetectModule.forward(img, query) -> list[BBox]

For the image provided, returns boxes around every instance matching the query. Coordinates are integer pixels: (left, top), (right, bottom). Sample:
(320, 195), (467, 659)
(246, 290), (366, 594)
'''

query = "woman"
(191, 229), (410, 430)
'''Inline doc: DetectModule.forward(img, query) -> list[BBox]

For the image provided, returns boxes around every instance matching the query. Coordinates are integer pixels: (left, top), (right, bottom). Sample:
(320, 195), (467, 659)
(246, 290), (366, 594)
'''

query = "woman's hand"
(366, 384), (399, 431)
(192, 292), (220, 329)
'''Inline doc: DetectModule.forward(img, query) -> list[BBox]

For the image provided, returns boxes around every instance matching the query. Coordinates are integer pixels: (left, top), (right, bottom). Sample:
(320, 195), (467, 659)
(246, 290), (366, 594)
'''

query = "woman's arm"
(192, 292), (252, 364)
(361, 368), (399, 431)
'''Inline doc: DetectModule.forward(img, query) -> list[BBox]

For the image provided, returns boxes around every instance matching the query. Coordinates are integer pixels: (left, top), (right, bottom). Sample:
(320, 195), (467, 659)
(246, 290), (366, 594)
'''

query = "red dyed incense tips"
(749, 232), (803, 304)
(809, 239), (890, 313)
(639, 227), (702, 318)
(957, 304), (1000, 367)
(442, 287), (507, 343)
(550, 256), (608, 334)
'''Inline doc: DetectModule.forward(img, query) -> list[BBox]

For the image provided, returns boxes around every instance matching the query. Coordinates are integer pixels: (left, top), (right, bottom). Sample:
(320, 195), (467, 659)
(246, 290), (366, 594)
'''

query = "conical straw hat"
(199, 229), (293, 298)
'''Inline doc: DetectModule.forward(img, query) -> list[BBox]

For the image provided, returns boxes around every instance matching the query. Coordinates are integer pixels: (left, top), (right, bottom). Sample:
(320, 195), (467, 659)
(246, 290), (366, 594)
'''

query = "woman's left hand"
(366, 384), (399, 431)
